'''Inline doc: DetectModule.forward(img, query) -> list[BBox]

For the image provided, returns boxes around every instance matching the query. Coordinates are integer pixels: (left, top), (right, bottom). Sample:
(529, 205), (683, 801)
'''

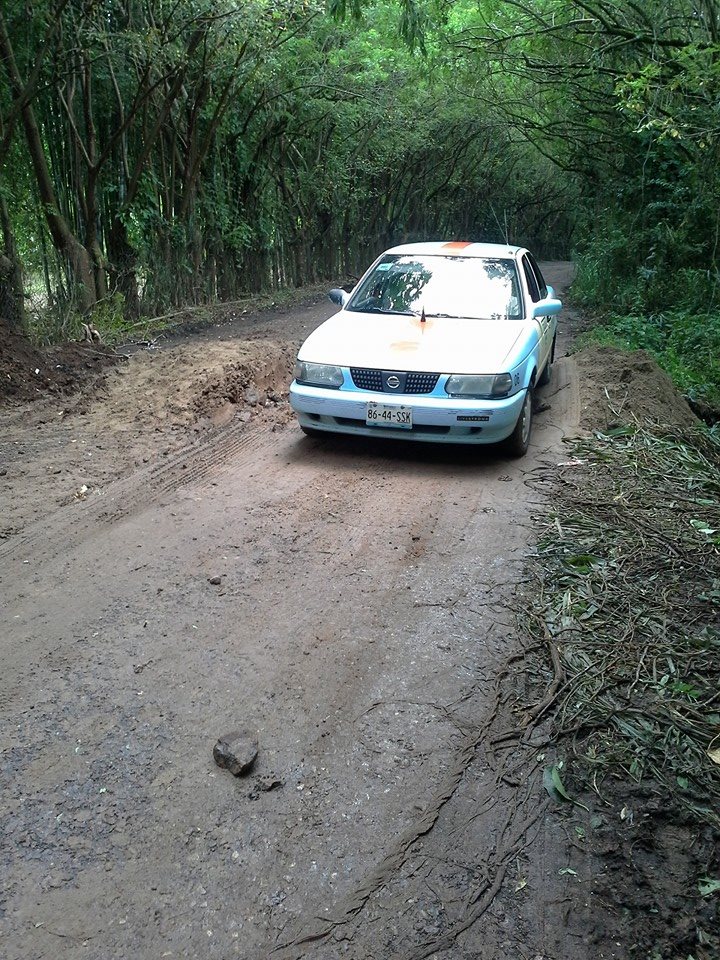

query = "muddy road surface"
(2, 265), (616, 960)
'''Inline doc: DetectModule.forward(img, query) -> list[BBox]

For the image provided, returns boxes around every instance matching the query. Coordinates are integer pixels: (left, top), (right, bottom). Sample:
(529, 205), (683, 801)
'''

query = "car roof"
(382, 241), (523, 258)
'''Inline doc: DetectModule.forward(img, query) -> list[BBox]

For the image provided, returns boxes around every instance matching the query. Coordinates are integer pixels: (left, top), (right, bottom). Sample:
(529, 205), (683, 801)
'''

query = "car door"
(522, 254), (553, 371)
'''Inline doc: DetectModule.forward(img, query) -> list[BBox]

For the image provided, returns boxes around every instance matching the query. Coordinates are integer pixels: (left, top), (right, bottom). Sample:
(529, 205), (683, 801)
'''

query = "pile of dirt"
(575, 344), (698, 432)
(0, 337), (297, 540)
(85, 338), (296, 432)
(192, 342), (295, 425)
(0, 329), (121, 406)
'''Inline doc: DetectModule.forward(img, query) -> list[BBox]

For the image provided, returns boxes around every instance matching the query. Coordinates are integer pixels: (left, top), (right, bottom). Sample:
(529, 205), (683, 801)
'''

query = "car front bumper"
(289, 381), (527, 444)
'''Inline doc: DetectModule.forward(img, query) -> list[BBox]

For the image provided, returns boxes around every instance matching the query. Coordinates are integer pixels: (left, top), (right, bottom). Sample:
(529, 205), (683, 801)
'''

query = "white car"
(289, 242), (561, 456)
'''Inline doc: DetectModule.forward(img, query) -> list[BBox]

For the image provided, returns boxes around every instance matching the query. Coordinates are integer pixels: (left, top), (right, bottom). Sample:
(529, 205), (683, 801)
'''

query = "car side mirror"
(532, 297), (562, 318)
(328, 288), (350, 307)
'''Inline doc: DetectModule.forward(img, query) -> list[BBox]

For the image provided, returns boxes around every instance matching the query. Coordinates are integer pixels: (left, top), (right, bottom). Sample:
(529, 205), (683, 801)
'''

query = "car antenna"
(420, 306), (426, 326)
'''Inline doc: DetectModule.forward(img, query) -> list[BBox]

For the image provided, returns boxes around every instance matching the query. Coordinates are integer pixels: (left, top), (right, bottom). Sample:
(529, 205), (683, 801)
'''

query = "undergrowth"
(117, 283), (331, 345)
(577, 310), (720, 412)
(572, 249), (720, 413)
(27, 284), (332, 348)
(527, 427), (720, 826)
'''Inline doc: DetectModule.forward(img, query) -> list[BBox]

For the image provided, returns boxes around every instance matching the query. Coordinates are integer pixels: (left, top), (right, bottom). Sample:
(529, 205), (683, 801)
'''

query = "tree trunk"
(0, 188), (25, 331)
(107, 217), (141, 318)
(0, 11), (96, 313)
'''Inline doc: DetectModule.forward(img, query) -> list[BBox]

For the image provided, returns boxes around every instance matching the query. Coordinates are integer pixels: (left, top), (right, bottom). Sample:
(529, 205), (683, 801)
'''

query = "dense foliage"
(0, 0), (572, 333)
(1, 0), (719, 403)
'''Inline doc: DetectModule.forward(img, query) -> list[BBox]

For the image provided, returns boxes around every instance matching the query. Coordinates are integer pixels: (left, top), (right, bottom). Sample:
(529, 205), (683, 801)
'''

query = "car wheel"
(300, 425), (323, 438)
(537, 336), (556, 386)
(504, 385), (533, 457)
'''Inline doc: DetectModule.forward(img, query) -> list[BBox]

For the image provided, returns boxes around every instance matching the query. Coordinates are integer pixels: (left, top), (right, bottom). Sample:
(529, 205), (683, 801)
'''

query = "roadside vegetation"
(521, 426), (720, 955)
(573, 251), (720, 418)
(530, 428), (720, 825)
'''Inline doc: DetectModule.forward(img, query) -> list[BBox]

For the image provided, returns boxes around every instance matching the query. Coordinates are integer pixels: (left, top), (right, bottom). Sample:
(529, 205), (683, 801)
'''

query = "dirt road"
(2, 265), (617, 960)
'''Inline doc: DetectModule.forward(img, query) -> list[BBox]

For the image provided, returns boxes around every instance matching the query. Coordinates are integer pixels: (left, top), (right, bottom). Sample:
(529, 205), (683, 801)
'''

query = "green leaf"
(698, 877), (720, 897)
(543, 764), (589, 810)
(563, 554), (602, 573)
(690, 519), (718, 536)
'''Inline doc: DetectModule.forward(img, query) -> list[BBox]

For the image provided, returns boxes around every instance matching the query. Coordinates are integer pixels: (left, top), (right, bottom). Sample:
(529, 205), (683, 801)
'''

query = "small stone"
(257, 774), (283, 792)
(208, 576), (222, 585)
(213, 731), (258, 776)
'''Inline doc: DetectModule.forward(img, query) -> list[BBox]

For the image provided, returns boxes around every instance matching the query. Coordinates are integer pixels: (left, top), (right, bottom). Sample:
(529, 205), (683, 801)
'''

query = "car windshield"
(346, 254), (523, 320)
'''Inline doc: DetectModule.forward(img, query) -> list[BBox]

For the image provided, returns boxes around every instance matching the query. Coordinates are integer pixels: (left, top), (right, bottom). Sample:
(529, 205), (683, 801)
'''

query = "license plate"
(366, 401), (412, 429)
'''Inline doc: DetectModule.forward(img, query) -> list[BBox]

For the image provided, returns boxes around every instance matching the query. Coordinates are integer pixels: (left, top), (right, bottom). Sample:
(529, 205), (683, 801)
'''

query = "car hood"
(298, 310), (535, 373)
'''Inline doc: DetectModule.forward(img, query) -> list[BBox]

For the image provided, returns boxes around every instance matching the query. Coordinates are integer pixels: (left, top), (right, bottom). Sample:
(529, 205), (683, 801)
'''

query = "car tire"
(300, 425), (323, 438)
(504, 385), (533, 457)
(537, 336), (556, 387)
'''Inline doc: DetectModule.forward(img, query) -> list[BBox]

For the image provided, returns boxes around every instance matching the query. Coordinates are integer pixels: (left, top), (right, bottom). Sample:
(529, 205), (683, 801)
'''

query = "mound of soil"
(0, 329), (121, 406)
(86, 339), (296, 431)
(575, 345), (698, 432)
(192, 342), (295, 424)
(0, 337), (297, 538)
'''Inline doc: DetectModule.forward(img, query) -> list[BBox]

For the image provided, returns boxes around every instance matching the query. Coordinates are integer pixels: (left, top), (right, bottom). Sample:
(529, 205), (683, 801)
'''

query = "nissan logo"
(386, 375), (400, 389)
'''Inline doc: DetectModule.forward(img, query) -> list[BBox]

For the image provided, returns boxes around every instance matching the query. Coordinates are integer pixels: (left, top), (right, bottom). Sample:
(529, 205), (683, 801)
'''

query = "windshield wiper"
(349, 305), (415, 316)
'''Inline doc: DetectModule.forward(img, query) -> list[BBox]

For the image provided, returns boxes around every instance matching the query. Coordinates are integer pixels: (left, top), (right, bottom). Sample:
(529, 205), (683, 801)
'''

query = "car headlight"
(445, 374), (513, 398)
(294, 361), (344, 388)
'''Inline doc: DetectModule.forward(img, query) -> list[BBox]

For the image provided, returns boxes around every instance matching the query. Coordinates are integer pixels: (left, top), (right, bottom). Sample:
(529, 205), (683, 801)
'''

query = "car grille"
(350, 368), (383, 391)
(350, 368), (440, 394)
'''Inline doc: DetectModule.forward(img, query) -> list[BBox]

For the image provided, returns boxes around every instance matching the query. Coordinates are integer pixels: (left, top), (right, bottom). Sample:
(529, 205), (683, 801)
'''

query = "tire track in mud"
(270, 628), (555, 960)
(0, 413), (281, 568)
(212, 442), (549, 958)
(0, 353), (579, 571)
(166, 432), (538, 960)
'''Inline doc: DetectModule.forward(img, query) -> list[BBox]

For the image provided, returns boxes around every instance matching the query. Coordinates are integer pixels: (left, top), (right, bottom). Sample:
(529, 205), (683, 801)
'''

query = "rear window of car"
(347, 255), (523, 320)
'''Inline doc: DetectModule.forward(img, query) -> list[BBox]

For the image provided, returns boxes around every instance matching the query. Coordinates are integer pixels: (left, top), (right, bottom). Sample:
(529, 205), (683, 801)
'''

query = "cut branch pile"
(526, 427), (720, 824)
